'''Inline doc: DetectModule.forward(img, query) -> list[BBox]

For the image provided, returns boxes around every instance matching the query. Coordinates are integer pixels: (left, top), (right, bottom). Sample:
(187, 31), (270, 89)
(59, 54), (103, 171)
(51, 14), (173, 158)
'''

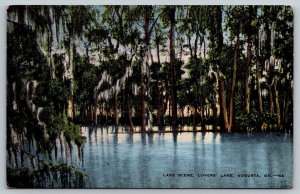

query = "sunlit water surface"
(66, 127), (293, 188)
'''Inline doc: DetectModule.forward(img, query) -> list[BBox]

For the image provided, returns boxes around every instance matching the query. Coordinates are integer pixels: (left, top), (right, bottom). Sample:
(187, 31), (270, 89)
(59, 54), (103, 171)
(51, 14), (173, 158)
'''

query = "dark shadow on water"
(201, 131), (206, 141)
(127, 133), (134, 145)
(113, 133), (118, 145)
(88, 127), (93, 145)
(94, 127), (98, 144)
(172, 132), (178, 143)
(147, 133), (154, 146)
(81, 146), (84, 168)
(141, 133), (146, 145)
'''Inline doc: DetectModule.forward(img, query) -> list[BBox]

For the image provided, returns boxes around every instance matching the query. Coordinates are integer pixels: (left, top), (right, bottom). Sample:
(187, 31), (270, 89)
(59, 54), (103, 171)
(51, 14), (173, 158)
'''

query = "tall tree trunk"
(255, 29), (263, 115)
(256, 58), (263, 114)
(114, 92), (119, 129)
(125, 80), (134, 132)
(156, 41), (162, 127)
(199, 37), (203, 58)
(194, 35), (198, 58)
(269, 84), (274, 114)
(273, 78), (281, 130)
(228, 35), (239, 132)
(140, 7), (151, 132)
(189, 40), (198, 132)
(157, 87), (162, 127)
(212, 94), (217, 131)
(203, 38), (206, 59)
(169, 7), (177, 132)
(140, 84), (146, 132)
(158, 80), (163, 128)
(200, 98), (206, 131)
(193, 92), (197, 133)
(218, 72), (229, 131)
(213, 6), (226, 131)
(150, 48), (154, 64)
(188, 35), (193, 57)
(68, 34), (75, 119)
(268, 57), (275, 115)
(105, 103), (108, 125)
(245, 38), (251, 113)
(179, 39), (183, 61)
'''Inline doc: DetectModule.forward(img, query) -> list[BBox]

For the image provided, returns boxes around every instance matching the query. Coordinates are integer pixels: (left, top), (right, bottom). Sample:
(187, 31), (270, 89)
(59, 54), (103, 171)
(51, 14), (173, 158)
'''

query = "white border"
(1, 1), (299, 194)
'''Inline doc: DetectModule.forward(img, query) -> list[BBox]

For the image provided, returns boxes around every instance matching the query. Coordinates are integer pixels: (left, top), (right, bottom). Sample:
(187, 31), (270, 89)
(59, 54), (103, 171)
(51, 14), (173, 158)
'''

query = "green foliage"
(64, 122), (85, 147)
(7, 21), (46, 81)
(35, 109), (84, 153)
(7, 162), (86, 188)
(236, 110), (261, 128)
(236, 111), (277, 130)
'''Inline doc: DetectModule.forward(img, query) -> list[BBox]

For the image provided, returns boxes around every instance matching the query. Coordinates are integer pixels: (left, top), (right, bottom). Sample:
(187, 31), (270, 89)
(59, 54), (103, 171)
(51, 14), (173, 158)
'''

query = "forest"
(7, 5), (293, 188)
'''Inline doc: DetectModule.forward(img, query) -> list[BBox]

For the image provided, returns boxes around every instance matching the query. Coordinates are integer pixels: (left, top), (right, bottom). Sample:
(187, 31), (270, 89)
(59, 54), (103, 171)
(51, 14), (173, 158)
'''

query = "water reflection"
(73, 127), (292, 188)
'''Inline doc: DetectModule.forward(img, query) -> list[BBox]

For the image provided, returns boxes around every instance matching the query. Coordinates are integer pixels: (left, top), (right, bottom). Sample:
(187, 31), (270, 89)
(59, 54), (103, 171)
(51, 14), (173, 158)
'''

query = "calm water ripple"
(70, 127), (293, 188)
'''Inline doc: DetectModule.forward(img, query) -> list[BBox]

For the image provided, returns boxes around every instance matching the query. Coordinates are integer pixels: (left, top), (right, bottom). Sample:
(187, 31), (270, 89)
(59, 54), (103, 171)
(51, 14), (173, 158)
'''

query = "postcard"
(6, 5), (293, 188)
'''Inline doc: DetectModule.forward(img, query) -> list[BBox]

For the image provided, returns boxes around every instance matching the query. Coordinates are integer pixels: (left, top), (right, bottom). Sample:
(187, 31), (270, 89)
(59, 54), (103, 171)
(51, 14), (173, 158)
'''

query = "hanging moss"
(55, 113), (85, 147)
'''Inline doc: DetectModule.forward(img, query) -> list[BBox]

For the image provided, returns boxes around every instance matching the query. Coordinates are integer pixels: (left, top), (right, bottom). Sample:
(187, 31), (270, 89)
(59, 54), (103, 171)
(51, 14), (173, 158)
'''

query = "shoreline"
(80, 126), (293, 134)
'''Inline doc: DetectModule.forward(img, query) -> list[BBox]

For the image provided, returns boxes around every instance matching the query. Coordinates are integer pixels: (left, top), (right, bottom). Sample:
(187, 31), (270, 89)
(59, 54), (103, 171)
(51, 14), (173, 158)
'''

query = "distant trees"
(7, 5), (293, 135)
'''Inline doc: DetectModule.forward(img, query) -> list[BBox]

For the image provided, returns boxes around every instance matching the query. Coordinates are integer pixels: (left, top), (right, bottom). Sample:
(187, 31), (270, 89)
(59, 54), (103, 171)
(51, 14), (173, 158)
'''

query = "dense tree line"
(7, 5), (293, 187)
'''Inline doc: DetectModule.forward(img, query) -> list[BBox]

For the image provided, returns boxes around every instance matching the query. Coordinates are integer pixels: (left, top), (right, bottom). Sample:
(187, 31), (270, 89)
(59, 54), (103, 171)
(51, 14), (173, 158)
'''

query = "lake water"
(70, 127), (293, 188)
